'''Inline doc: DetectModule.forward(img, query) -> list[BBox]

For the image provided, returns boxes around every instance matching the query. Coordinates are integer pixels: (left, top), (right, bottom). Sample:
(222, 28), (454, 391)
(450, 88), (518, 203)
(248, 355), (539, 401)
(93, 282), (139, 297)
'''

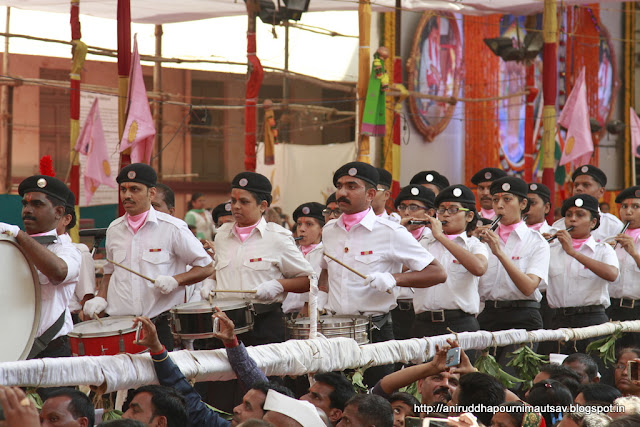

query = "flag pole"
(117, 0), (131, 216)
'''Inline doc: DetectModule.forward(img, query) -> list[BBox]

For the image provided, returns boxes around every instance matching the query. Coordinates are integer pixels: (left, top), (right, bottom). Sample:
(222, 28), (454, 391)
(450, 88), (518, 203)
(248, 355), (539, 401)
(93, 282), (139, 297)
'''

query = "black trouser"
(608, 299), (640, 350)
(363, 313), (395, 388)
(241, 305), (285, 347)
(411, 309), (479, 338)
(537, 292), (556, 356)
(391, 300), (415, 341)
(32, 335), (71, 359)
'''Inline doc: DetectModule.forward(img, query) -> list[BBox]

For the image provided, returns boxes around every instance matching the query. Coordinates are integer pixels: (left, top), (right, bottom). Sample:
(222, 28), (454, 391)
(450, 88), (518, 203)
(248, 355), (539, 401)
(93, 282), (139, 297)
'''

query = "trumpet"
(613, 221), (631, 249)
(546, 226), (575, 243)
(479, 215), (502, 242)
(408, 220), (448, 225)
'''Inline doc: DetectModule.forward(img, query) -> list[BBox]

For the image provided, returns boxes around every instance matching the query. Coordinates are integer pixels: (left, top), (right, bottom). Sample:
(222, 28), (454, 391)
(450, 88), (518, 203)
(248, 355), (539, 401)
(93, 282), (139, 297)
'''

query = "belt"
(415, 309), (470, 323)
(485, 300), (541, 309)
(253, 302), (281, 315)
(561, 305), (605, 316)
(611, 298), (640, 309)
(397, 299), (414, 311)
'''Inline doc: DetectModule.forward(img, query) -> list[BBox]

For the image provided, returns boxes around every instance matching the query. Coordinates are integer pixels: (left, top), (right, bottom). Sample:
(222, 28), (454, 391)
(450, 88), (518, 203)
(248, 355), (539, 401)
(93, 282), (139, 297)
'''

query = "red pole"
(244, 0), (263, 172)
(524, 63), (536, 182)
(117, 0), (131, 216)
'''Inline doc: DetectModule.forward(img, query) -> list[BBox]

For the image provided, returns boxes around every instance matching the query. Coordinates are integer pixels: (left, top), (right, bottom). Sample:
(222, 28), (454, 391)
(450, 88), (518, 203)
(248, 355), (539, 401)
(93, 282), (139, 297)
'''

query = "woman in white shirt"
(411, 184), (488, 337)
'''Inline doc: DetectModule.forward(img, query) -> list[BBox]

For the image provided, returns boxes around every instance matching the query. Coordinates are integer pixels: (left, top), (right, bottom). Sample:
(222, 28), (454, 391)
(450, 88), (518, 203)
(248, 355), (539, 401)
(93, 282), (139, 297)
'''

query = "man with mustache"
(83, 163), (214, 350)
(0, 175), (81, 358)
(470, 167), (507, 219)
(321, 161), (447, 386)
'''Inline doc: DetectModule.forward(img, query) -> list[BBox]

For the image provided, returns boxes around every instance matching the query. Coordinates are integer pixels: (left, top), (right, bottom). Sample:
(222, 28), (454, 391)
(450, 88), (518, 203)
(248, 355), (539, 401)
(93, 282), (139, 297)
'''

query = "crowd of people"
(3, 160), (640, 426)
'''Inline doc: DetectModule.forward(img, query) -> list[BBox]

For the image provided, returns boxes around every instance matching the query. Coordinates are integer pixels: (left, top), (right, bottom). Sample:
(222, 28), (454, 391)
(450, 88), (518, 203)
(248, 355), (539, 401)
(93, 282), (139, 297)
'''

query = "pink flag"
(119, 36), (155, 164)
(558, 68), (594, 166)
(75, 98), (116, 205)
(631, 107), (640, 159)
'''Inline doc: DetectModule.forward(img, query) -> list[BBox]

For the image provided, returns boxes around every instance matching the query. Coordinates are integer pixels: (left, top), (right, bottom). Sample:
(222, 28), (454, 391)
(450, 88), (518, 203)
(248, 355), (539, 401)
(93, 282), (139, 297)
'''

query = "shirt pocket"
(578, 266), (597, 279)
(243, 258), (276, 272)
(113, 250), (127, 264)
(141, 251), (171, 265)
(354, 254), (381, 266)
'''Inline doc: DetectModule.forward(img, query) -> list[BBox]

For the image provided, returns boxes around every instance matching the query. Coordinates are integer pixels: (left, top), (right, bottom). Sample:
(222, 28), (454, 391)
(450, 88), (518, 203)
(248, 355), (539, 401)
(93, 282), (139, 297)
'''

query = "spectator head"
(527, 379), (573, 427)
(612, 395), (640, 419)
(232, 381), (294, 427)
(262, 390), (325, 427)
(532, 364), (582, 399)
(152, 183), (175, 216)
(615, 348), (640, 397)
(557, 412), (611, 427)
(40, 388), (95, 427)
(576, 384), (622, 405)
(98, 420), (147, 427)
(418, 371), (460, 405)
(451, 372), (505, 426)
(608, 414), (640, 427)
(388, 392), (419, 427)
(300, 372), (355, 424)
(337, 394), (393, 427)
(490, 402), (545, 427)
(122, 385), (188, 427)
(563, 353), (600, 384)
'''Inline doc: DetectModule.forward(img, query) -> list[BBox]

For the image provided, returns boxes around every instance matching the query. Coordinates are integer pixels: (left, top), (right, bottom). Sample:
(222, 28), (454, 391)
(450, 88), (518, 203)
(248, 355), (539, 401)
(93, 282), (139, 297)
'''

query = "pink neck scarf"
(625, 227), (640, 241)
(497, 221), (522, 243)
(342, 208), (370, 232)
(126, 210), (149, 234)
(234, 220), (260, 242)
(410, 227), (425, 240)
(481, 208), (495, 219)
(446, 233), (462, 240)
(572, 237), (589, 250)
(300, 243), (319, 256)
(528, 221), (545, 231)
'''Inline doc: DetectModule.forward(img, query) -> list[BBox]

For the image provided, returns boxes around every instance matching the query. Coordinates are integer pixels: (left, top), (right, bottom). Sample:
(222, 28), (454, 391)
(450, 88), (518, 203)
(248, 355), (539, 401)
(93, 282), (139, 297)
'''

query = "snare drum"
(286, 315), (371, 345)
(170, 299), (254, 339)
(68, 316), (147, 356)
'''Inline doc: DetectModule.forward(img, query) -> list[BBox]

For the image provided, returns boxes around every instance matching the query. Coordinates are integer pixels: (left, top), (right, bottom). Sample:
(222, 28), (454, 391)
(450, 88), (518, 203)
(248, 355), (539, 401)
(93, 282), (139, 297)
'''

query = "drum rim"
(287, 315), (371, 326)
(0, 236), (42, 361)
(170, 300), (252, 313)
(68, 315), (139, 338)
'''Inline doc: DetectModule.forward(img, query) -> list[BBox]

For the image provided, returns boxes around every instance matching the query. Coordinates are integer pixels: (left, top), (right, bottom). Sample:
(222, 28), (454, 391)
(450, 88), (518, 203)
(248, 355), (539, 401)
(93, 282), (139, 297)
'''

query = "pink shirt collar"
(126, 210), (149, 234)
(481, 208), (495, 219)
(446, 233), (462, 240)
(625, 227), (640, 241)
(342, 208), (371, 232)
(572, 237), (589, 250)
(528, 221), (545, 231)
(234, 219), (261, 242)
(497, 221), (523, 243)
(300, 243), (319, 256)
(410, 227), (425, 240)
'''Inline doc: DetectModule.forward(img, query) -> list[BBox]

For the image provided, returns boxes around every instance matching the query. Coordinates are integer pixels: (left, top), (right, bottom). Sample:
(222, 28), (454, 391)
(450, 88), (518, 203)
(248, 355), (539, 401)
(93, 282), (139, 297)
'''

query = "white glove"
(0, 222), (20, 237)
(317, 291), (329, 311)
(154, 275), (179, 294)
(363, 272), (396, 293)
(200, 278), (216, 300)
(83, 296), (108, 317)
(255, 279), (285, 301)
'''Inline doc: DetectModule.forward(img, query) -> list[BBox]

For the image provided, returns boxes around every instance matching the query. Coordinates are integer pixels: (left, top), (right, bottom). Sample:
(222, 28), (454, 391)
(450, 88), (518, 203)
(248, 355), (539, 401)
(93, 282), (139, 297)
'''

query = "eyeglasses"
(322, 208), (342, 216)
(397, 204), (428, 212)
(436, 207), (470, 215)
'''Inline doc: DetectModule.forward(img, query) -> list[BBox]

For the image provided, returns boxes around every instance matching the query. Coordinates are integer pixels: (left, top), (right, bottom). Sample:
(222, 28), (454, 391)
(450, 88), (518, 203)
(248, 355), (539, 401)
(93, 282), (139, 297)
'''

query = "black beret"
(470, 168), (507, 185)
(527, 182), (551, 203)
(326, 192), (337, 206)
(561, 194), (600, 217)
(116, 163), (157, 187)
(333, 162), (379, 187)
(66, 191), (76, 210)
(394, 185), (436, 209)
(616, 186), (640, 204)
(19, 175), (70, 203)
(231, 172), (272, 194)
(490, 176), (529, 198)
(571, 164), (607, 187)
(293, 202), (326, 224)
(212, 201), (232, 223)
(410, 170), (450, 190)
(376, 168), (393, 188)
(435, 184), (476, 206)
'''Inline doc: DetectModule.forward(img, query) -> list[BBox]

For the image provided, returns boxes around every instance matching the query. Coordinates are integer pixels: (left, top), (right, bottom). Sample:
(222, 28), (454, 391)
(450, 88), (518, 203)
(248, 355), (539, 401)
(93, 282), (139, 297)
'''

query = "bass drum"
(0, 235), (40, 361)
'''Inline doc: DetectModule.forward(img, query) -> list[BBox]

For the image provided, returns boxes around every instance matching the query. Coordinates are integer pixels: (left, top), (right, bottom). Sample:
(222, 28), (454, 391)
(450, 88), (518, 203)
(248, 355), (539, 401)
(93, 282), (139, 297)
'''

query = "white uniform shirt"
(395, 227), (433, 300)
(282, 242), (324, 314)
(214, 218), (315, 299)
(414, 233), (488, 314)
(103, 208), (211, 318)
(547, 236), (618, 308)
(35, 229), (81, 339)
(379, 210), (401, 224)
(478, 221), (550, 302)
(57, 235), (95, 312)
(529, 221), (552, 235)
(553, 210), (624, 243)
(611, 235), (640, 299)
(320, 209), (434, 316)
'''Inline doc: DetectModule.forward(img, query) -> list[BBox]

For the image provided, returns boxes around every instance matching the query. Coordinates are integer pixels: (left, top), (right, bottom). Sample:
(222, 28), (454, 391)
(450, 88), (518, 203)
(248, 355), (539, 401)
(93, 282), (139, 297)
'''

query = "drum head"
(70, 316), (137, 337)
(0, 236), (40, 361)
(171, 299), (250, 313)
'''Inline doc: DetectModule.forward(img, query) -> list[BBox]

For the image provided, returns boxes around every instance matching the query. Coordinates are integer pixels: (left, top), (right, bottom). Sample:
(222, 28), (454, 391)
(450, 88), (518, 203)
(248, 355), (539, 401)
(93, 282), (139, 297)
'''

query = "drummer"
(83, 163), (214, 350)
(282, 202), (326, 315)
(321, 161), (447, 385)
(205, 171), (315, 346)
(0, 175), (81, 358)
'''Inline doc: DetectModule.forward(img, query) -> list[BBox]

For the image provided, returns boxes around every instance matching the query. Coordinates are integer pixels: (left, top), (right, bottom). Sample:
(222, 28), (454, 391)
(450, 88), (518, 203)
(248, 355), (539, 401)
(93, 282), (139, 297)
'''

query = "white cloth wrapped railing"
(0, 320), (638, 393)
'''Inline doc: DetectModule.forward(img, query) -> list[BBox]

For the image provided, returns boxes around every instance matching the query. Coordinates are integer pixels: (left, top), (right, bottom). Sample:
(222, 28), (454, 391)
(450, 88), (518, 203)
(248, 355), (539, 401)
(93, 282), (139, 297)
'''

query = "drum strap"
(27, 311), (66, 359)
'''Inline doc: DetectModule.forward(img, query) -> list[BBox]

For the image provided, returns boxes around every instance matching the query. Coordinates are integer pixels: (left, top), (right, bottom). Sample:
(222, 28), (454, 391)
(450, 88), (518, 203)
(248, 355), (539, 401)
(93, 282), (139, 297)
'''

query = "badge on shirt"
(360, 251), (373, 255)
(250, 258), (263, 262)
(511, 256), (521, 260)
(149, 248), (162, 252)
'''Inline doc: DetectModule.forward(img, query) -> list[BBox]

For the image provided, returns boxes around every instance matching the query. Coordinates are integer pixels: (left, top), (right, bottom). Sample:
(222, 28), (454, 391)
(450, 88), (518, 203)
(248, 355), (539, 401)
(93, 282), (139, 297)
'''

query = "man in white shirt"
(321, 161), (447, 386)
(470, 167), (507, 219)
(552, 164), (624, 242)
(372, 168), (401, 223)
(83, 163), (214, 350)
(0, 175), (82, 358)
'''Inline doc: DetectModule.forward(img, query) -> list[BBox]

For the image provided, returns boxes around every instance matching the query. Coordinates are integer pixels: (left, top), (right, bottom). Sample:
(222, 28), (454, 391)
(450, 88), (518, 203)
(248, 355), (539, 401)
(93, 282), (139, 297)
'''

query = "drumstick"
(323, 252), (392, 294)
(92, 313), (103, 326)
(213, 289), (258, 294)
(107, 258), (156, 284)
